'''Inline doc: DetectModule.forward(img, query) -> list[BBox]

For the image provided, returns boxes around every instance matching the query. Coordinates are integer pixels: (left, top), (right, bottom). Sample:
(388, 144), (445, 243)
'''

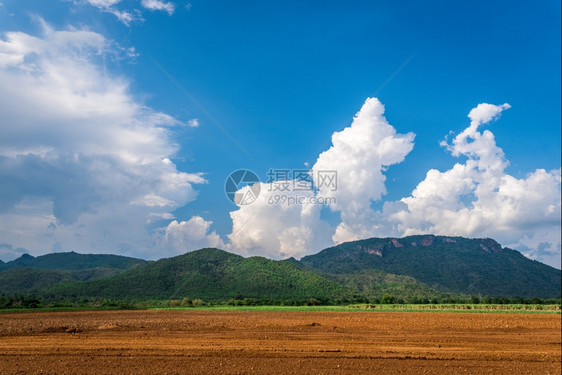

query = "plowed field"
(0, 310), (560, 374)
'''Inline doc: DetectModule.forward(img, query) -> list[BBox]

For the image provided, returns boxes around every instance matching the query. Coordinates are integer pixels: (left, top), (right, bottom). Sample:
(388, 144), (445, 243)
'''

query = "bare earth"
(0, 310), (560, 374)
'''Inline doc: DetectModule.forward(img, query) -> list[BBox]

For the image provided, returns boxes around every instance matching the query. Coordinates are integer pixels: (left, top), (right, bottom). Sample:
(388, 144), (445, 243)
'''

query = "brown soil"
(0, 310), (560, 374)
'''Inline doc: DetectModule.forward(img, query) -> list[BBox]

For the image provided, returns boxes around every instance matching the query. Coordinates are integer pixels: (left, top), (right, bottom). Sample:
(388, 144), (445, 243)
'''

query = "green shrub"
(381, 294), (395, 304)
(192, 298), (206, 307)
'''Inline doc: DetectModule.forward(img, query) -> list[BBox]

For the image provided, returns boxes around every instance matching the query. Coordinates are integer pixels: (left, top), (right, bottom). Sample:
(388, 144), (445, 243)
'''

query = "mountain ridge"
(0, 251), (148, 271)
(43, 248), (351, 300)
(1, 235), (559, 300)
(299, 235), (561, 298)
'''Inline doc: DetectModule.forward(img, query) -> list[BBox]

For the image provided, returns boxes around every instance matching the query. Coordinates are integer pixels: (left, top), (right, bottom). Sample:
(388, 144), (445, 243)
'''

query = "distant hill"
(0, 252), (147, 271)
(299, 235), (561, 298)
(44, 248), (351, 300)
(0, 252), (149, 294)
(0, 267), (130, 294)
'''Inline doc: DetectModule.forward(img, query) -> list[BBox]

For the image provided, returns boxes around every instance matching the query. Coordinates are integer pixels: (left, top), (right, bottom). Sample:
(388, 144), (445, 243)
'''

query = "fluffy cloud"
(224, 99), (560, 268)
(226, 183), (333, 259)
(0, 22), (204, 259)
(308, 99), (560, 267)
(393, 103), (561, 266)
(312, 97), (415, 243)
(160, 217), (224, 255)
(224, 98), (415, 259)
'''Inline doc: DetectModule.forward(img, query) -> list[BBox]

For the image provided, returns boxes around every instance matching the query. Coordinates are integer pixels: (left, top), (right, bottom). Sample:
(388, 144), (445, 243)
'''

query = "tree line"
(1, 293), (560, 310)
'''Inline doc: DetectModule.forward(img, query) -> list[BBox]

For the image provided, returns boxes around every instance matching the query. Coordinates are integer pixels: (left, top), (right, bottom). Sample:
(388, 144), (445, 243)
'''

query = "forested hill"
(2, 236), (560, 300)
(0, 252), (147, 271)
(299, 235), (561, 298)
(44, 248), (350, 300)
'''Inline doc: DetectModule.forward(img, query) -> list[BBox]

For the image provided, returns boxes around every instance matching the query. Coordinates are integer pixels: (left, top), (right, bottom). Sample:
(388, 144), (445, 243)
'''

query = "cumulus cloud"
(393, 103), (561, 267)
(224, 99), (560, 268)
(0, 22), (205, 259)
(160, 217), (225, 255)
(312, 97), (415, 243)
(226, 183), (333, 259)
(308, 99), (559, 267)
(224, 96), (416, 260)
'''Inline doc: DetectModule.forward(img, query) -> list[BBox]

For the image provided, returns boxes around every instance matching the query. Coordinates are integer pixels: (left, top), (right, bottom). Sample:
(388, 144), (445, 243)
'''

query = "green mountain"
(299, 235), (561, 298)
(0, 267), (129, 294)
(44, 248), (351, 300)
(0, 251), (147, 271)
(1, 236), (559, 301)
(0, 252), (149, 294)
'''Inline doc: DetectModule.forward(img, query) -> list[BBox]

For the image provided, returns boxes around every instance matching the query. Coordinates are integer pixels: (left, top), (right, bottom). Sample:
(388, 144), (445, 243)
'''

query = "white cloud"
(312, 97), (415, 243)
(393, 103), (561, 267)
(148, 212), (175, 222)
(223, 111), (411, 257)
(80, 0), (140, 26)
(223, 99), (560, 268)
(468, 103), (511, 127)
(0, 22), (205, 259)
(131, 194), (176, 208)
(78, 0), (175, 25)
(141, 0), (175, 15)
(106, 8), (138, 25)
(86, 0), (122, 6)
(226, 183), (333, 259)
(188, 118), (200, 127)
(160, 217), (224, 256)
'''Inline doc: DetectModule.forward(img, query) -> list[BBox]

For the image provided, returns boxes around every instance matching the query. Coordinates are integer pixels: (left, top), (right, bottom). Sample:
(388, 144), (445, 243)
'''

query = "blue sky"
(0, 1), (560, 267)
